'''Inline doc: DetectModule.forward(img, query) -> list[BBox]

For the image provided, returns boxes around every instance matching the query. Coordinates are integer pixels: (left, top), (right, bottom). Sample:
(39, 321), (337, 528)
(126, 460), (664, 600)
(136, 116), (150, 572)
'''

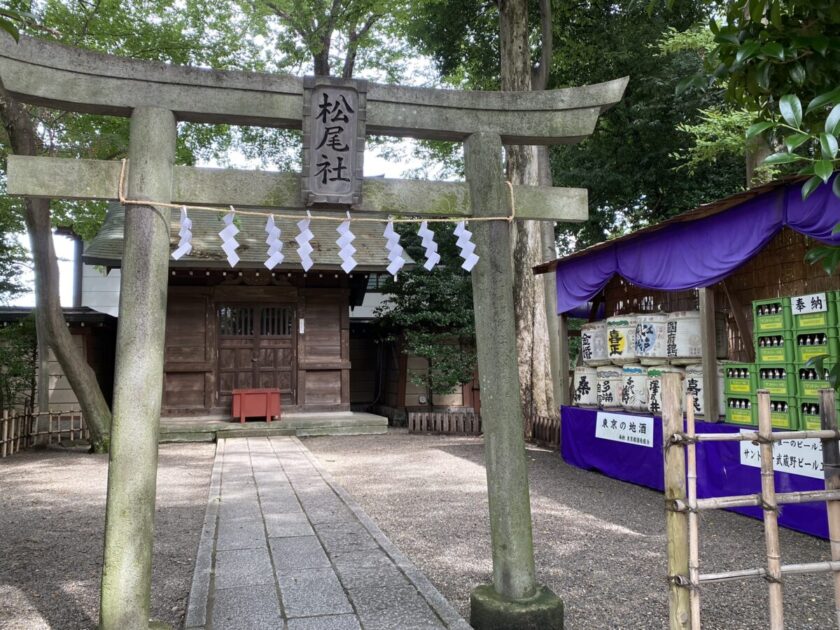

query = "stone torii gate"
(1, 35), (626, 630)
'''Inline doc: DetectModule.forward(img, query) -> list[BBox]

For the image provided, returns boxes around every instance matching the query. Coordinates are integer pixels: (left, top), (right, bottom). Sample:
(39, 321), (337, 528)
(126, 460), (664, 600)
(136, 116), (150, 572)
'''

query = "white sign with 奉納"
(739, 431), (824, 479)
(595, 412), (653, 448)
(791, 292), (828, 315)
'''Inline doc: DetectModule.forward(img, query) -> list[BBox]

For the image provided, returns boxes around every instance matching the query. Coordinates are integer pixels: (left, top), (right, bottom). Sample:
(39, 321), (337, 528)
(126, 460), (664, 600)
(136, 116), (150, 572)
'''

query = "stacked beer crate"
(724, 292), (839, 429)
(790, 291), (838, 429)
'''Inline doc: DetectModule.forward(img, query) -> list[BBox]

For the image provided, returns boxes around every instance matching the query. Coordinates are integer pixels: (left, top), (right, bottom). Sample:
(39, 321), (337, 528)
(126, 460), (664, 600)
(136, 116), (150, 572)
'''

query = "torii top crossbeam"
(1, 34), (627, 223)
(1, 35), (626, 144)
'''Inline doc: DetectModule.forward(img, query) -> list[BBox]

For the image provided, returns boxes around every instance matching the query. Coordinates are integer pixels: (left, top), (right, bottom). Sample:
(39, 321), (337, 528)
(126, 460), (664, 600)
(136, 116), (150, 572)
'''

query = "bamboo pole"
(685, 395), (701, 629)
(674, 489), (840, 511)
(691, 429), (840, 443)
(701, 560), (840, 584)
(2, 410), (7, 458)
(757, 390), (784, 630)
(819, 387), (840, 630)
(662, 372), (690, 630)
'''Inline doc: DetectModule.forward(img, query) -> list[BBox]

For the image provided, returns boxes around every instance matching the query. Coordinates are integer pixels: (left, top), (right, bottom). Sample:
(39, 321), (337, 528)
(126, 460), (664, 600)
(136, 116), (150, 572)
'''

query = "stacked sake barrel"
(574, 311), (710, 414)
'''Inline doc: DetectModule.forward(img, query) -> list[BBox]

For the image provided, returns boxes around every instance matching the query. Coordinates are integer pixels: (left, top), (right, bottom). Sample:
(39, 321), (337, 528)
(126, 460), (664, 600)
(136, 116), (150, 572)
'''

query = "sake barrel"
(635, 313), (669, 365)
(621, 364), (648, 412)
(580, 321), (609, 366)
(606, 314), (639, 364)
(683, 363), (726, 419)
(597, 366), (624, 409)
(647, 365), (685, 415)
(667, 311), (702, 364)
(572, 366), (598, 407)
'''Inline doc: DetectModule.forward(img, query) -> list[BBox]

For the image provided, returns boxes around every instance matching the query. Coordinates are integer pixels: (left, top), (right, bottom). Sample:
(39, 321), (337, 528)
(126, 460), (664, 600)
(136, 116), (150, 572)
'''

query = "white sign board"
(739, 431), (824, 479)
(596, 412), (654, 448)
(791, 292), (828, 315)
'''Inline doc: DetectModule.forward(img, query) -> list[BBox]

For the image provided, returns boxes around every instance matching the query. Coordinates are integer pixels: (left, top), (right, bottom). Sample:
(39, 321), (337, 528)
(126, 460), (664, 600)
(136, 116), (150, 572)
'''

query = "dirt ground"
(0, 432), (834, 629)
(305, 430), (835, 630)
(0, 443), (215, 630)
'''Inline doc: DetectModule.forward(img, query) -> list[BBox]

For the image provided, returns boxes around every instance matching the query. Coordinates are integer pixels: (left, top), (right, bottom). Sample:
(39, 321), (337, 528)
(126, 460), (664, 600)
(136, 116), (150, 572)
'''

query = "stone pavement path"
(185, 436), (470, 630)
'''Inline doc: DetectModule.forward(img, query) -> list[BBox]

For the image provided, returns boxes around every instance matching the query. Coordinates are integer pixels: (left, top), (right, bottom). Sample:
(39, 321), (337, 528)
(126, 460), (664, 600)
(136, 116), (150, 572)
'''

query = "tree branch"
(0, 79), (112, 450)
(342, 13), (380, 78)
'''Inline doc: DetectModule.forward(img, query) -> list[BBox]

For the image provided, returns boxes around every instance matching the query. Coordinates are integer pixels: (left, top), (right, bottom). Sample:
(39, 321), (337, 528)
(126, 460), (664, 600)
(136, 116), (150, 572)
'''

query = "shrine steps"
(159, 411), (388, 443)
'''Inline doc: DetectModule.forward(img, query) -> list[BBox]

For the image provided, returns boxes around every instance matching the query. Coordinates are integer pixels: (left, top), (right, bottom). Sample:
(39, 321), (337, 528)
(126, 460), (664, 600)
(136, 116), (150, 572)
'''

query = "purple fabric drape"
(561, 406), (827, 539)
(556, 177), (840, 314)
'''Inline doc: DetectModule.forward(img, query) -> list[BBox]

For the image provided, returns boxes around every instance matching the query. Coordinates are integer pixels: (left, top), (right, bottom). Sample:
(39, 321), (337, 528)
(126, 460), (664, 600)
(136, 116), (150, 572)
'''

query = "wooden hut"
(84, 203), (405, 416)
(535, 176), (840, 416)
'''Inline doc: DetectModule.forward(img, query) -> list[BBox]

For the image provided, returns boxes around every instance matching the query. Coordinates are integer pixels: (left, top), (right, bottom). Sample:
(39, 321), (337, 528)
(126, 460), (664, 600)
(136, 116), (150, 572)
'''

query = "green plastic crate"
(791, 292), (837, 330)
(725, 396), (756, 426)
(724, 363), (757, 395)
(795, 363), (836, 398)
(797, 397), (840, 430)
(755, 332), (794, 364)
(793, 328), (839, 363)
(753, 297), (792, 333)
(757, 364), (796, 396)
(766, 396), (798, 429)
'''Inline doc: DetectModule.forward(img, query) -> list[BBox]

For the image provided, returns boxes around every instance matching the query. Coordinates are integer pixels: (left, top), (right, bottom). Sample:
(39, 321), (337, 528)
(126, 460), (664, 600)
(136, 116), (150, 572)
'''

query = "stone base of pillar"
(470, 583), (564, 630)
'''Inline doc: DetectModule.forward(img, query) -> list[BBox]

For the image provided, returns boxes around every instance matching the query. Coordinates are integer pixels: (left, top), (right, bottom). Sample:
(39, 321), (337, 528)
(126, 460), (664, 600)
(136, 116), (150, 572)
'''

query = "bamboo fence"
(408, 411), (482, 435)
(407, 410), (561, 448)
(0, 408), (87, 458)
(663, 382), (840, 629)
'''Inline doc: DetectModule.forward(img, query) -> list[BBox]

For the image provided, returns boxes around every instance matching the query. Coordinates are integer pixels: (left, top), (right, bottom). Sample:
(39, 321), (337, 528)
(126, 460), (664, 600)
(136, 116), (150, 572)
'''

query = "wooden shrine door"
(217, 304), (297, 406)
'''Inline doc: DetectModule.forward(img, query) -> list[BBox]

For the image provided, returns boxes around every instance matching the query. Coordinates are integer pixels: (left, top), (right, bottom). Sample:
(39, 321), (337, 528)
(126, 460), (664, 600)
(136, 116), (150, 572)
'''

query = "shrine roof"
(83, 203), (414, 271)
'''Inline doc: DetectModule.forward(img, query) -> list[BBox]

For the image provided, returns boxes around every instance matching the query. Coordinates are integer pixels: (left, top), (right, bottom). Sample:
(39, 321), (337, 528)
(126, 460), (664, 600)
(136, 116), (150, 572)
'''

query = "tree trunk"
(745, 134), (772, 188)
(0, 83), (112, 452)
(313, 38), (331, 76)
(499, 0), (555, 421)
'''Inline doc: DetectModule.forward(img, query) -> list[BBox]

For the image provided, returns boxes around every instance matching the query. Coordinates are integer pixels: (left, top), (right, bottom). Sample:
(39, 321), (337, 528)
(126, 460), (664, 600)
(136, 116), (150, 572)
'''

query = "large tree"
(406, 1), (745, 254)
(499, 0), (557, 420)
(404, 0), (558, 418)
(0, 0), (257, 450)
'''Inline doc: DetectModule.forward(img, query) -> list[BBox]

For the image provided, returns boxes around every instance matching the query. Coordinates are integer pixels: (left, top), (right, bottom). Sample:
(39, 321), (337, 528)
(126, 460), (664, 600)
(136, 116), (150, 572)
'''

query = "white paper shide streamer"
(264, 215), (284, 270)
(454, 221), (479, 271)
(336, 216), (357, 273)
(172, 206), (192, 260)
(218, 207), (240, 267)
(383, 220), (406, 277)
(296, 213), (315, 271)
(417, 220), (440, 271)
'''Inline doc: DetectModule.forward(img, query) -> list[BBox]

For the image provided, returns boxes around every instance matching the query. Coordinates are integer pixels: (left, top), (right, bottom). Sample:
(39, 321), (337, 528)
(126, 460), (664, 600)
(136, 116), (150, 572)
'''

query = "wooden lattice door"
(217, 304), (297, 406)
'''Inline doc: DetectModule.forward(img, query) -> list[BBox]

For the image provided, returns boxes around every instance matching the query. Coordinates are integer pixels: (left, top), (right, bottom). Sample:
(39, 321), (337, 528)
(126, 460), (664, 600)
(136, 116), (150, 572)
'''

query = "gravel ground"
(305, 430), (834, 630)
(0, 443), (215, 630)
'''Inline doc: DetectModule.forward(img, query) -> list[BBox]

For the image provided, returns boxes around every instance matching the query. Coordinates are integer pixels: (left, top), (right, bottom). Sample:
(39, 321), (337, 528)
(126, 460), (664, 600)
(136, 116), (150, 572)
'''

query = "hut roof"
(534, 177), (804, 275)
(534, 175), (840, 314)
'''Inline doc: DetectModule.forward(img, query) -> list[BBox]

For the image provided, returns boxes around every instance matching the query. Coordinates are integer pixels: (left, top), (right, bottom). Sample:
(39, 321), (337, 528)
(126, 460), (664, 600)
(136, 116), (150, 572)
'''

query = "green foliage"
(0, 317), (36, 412)
(754, 91), (840, 200)
(0, 0), (262, 243)
(0, 4), (36, 42)
(706, 0), (840, 122)
(550, 0), (745, 252)
(374, 224), (476, 396)
(402, 0), (745, 252)
(401, 0), (504, 90)
(805, 354), (840, 390)
(668, 1), (840, 197)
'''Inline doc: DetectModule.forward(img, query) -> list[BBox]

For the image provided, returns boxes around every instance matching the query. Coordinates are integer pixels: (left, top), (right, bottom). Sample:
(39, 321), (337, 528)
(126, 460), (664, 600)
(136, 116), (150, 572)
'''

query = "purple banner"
(561, 406), (827, 539)
(555, 176), (840, 313)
